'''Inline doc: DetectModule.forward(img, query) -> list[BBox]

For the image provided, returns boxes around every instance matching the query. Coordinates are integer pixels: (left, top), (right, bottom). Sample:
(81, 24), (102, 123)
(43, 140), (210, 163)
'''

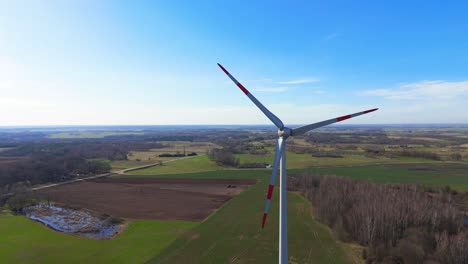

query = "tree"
(450, 153), (462, 161)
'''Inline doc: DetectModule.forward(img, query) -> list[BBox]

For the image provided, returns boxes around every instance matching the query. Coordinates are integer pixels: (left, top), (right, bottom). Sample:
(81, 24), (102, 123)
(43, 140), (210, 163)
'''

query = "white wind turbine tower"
(218, 63), (378, 264)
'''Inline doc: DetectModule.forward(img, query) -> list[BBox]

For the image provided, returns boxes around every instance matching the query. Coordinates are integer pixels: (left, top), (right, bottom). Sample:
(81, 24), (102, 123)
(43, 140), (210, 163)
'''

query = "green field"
(133, 170), (349, 264)
(123, 161), (468, 190)
(118, 169), (260, 180)
(291, 163), (468, 190)
(111, 159), (154, 170)
(0, 215), (195, 263)
(111, 141), (219, 171)
(4, 154), (468, 263)
(236, 150), (432, 169)
(125, 155), (226, 175)
(0, 170), (350, 264)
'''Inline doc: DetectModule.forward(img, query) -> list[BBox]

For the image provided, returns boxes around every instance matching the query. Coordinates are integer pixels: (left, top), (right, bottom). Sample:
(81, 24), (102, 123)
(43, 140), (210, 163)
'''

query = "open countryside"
(2, 1), (468, 263)
(1, 126), (468, 263)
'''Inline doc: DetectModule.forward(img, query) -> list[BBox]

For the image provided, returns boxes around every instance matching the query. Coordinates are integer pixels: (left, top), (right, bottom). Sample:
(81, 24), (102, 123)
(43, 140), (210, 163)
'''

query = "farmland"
(0, 170), (349, 263)
(111, 141), (218, 170)
(36, 178), (256, 220)
(125, 155), (226, 175)
(291, 163), (468, 190)
(236, 149), (398, 168)
(3, 1), (468, 262)
(149, 174), (349, 264)
(1, 125), (467, 263)
(0, 213), (196, 263)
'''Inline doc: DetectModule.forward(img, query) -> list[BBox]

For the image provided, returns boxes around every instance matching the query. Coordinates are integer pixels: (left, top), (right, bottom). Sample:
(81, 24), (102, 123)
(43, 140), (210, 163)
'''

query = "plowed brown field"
(37, 178), (256, 221)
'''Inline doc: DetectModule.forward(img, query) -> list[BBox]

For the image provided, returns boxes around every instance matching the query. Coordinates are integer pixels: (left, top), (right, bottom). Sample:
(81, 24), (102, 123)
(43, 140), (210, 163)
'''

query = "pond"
(24, 204), (122, 239)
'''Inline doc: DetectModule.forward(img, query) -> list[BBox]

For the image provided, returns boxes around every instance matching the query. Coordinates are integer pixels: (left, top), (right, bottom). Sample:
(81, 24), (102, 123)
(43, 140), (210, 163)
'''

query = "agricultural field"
(2, 0), (468, 261)
(232, 127), (468, 169)
(125, 155), (226, 175)
(291, 163), (468, 190)
(1, 126), (468, 263)
(236, 149), (398, 168)
(149, 179), (349, 263)
(111, 141), (218, 171)
(0, 148), (13, 152)
(0, 213), (196, 263)
(36, 178), (256, 220)
(0, 170), (350, 263)
(0, 157), (22, 166)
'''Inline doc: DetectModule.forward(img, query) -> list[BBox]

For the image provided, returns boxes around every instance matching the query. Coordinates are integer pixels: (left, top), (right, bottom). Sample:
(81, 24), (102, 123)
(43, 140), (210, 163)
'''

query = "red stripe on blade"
(217, 63), (229, 75)
(236, 83), (250, 95)
(267, 184), (274, 199)
(262, 213), (268, 229)
(217, 63), (250, 95)
(363, 108), (378, 114)
(337, 115), (352, 122)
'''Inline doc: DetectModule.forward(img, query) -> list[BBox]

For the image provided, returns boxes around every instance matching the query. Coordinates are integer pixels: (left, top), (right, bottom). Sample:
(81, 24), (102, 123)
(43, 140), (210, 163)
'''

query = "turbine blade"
(262, 137), (284, 229)
(291, 108), (378, 136)
(217, 63), (284, 129)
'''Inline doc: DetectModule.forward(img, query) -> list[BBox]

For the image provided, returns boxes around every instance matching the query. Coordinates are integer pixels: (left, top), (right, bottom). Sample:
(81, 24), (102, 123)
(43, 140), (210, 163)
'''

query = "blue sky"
(1, 0), (467, 125)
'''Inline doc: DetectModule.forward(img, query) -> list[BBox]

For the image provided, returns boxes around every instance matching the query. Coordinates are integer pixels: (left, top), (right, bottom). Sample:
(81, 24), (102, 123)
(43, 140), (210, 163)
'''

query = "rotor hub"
(278, 127), (291, 138)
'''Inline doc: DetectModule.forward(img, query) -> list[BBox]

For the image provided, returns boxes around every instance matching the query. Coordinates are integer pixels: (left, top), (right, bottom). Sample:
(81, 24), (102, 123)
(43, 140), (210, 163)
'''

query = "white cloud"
(278, 78), (320, 85)
(245, 78), (273, 83)
(253, 87), (290, 93)
(252, 86), (324, 94)
(0, 98), (465, 125)
(361, 80), (468, 100)
(323, 33), (339, 41)
(249, 76), (321, 93)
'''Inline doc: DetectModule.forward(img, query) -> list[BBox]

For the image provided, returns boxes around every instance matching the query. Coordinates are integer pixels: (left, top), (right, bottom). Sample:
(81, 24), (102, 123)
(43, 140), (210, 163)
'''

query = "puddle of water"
(24, 204), (121, 239)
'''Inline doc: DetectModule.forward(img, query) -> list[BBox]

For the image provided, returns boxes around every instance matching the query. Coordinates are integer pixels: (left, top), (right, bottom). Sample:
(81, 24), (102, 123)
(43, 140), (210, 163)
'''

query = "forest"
(289, 174), (468, 264)
(0, 140), (167, 193)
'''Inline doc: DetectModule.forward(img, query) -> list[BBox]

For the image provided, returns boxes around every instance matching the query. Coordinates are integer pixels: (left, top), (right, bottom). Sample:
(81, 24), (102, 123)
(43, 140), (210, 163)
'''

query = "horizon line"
(0, 123), (467, 128)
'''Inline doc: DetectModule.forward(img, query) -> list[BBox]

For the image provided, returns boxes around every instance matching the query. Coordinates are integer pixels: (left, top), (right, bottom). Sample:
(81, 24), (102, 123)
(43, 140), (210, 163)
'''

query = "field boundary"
(113, 154), (205, 174)
(2, 155), (203, 198)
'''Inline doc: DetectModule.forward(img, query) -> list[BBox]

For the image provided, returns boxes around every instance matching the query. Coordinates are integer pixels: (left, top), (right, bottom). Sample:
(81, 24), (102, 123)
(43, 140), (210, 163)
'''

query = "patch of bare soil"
(36, 178), (256, 221)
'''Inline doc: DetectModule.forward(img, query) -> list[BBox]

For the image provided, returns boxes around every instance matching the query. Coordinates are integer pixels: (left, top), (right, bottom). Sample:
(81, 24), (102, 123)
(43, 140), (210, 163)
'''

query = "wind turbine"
(218, 63), (378, 264)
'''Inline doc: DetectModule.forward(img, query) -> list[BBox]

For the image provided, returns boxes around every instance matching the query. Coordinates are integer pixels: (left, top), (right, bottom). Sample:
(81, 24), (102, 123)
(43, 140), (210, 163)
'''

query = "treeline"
(207, 149), (239, 167)
(0, 157), (110, 189)
(312, 152), (343, 158)
(303, 131), (464, 147)
(397, 150), (441, 161)
(1, 141), (166, 161)
(158, 152), (197, 157)
(238, 163), (268, 168)
(0, 140), (168, 191)
(289, 174), (467, 264)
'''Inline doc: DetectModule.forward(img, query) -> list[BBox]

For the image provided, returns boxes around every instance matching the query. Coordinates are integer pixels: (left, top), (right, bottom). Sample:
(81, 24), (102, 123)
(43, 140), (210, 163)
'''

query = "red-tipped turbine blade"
(262, 137), (284, 229)
(217, 63), (284, 129)
(291, 108), (379, 136)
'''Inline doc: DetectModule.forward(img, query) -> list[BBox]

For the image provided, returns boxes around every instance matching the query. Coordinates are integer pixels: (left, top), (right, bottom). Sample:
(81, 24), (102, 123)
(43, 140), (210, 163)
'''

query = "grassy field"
(4, 162), (468, 263)
(125, 161), (468, 190)
(118, 169), (261, 179)
(0, 214), (196, 263)
(5, 131), (468, 264)
(1, 170), (350, 264)
(235, 150), (429, 169)
(115, 149), (437, 172)
(291, 163), (468, 190)
(111, 159), (154, 170)
(111, 141), (218, 170)
(135, 170), (349, 264)
(125, 155), (226, 175)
